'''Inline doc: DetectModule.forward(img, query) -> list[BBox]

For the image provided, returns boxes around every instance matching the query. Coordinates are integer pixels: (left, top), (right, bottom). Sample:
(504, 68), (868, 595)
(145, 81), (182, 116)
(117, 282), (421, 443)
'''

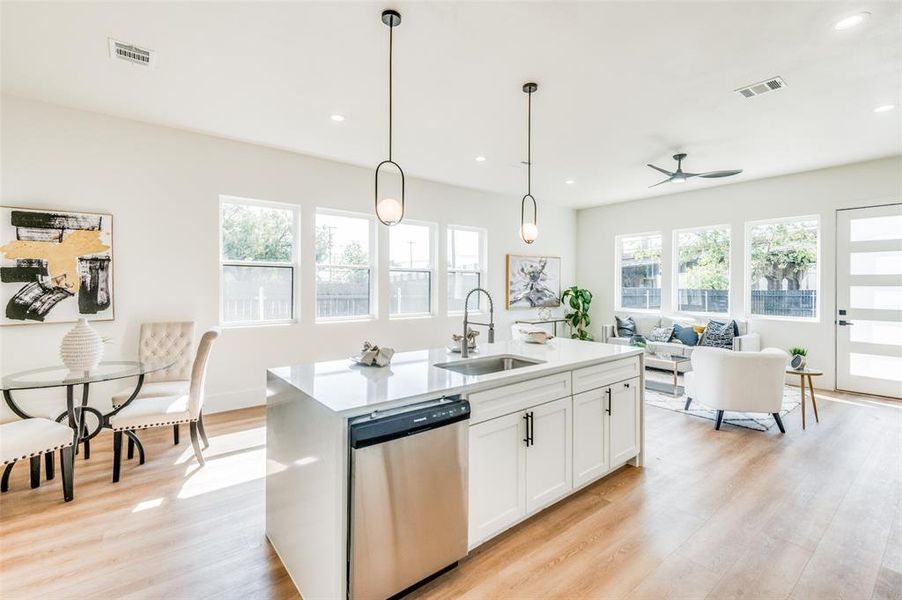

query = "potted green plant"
(561, 286), (593, 341)
(789, 346), (808, 370)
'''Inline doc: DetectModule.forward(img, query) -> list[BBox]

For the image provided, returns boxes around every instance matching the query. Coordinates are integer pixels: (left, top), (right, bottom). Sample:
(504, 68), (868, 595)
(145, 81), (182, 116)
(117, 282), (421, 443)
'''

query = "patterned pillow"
(615, 315), (636, 338)
(648, 325), (674, 343)
(701, 320), (735, 349)
(672, 323), (699, 346)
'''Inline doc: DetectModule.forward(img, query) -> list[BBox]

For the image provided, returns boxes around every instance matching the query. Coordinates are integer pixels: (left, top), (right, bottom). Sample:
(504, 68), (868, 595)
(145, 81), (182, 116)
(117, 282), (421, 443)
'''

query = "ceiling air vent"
(735, 76), (787, 99)
(108, 39), (155, 67)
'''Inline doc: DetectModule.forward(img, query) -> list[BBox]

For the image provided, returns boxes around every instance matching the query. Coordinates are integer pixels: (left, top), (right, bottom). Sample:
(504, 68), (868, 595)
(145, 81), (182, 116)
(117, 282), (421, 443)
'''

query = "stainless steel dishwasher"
(348, 396), (470, 600)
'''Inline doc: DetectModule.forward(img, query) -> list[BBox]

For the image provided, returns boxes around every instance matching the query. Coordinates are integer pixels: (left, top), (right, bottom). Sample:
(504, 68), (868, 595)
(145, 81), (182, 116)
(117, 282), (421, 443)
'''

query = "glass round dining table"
(1, 360), (174, 459)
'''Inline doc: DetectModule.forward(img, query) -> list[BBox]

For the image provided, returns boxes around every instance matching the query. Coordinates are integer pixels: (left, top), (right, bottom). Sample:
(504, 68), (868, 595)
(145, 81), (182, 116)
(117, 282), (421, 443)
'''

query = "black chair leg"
(125, 431), (145, 465)
(112, 431), (123, 483)
(198, 413), (209, 449)
(715, 410), (725, 430)
(684, 397), (692, 410)
(173, 424), (180, 445)
(127, 436), (135, 460)
(60, 446), (74, 502)
(773, 413), (786, 434)
(29, 456), (41, 488)
(44, 452), (55, 480)
(1, 462), (14, 492)
(189, 422), (206, 466)
(82, 426), (91, 460)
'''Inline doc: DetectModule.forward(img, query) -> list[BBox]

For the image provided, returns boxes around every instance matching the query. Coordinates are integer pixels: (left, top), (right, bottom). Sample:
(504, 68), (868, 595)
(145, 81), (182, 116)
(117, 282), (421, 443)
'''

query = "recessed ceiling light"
(330, 114), (345, 122)
(874, 104), (896, 113)
(475, 156), (486, 162)
(565, 179), (575, 185)
(834, 12), (870, 30)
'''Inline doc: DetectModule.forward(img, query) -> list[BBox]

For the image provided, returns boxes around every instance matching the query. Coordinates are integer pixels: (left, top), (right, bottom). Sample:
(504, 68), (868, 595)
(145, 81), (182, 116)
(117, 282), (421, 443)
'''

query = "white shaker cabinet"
(572, 387), (609, 487)
(609, 379), (640, 467)
(468, 410), (527, 546)
(524, 396), (573, 514)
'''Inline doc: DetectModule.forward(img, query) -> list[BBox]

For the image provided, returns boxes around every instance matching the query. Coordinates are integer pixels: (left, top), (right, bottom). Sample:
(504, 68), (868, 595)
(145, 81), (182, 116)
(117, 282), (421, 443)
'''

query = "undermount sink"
(434, 354), (545, 376)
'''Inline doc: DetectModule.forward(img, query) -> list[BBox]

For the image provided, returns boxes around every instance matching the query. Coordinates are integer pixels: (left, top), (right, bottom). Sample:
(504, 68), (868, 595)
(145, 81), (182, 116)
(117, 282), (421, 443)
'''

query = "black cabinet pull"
(523, 412), (534, 447)
(624, 382), (630, 389)
(523, 412), (530, 446)
(606, 388), (612, 415)
(528, 411), (534, 446)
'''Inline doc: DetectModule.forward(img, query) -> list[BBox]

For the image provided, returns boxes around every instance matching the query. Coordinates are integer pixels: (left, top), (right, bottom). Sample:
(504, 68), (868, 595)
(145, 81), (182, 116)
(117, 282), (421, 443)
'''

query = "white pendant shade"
(520, 222), (539, 244)
(376, 197), (403, 225)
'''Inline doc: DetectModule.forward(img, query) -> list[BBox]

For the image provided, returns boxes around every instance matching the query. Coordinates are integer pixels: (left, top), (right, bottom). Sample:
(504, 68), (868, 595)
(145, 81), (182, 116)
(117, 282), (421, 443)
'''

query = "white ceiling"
(2, 1), (900, 208)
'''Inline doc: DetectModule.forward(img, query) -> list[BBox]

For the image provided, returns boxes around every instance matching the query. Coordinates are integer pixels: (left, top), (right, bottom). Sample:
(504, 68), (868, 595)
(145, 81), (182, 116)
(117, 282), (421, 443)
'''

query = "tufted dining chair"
(111, 322), (196, 452)
(108, 328), (220, 482)
(1, 418), (76, 501)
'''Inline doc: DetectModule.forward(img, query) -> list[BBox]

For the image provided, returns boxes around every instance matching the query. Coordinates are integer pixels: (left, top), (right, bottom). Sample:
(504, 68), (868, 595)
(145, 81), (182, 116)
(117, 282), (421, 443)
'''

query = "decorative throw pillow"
(671, 323), (699, 346)
(692, 324), (706, 335)
(648, 325), (674, 343)
(701, 320), (735, 349)
(615, 315), (636, 338)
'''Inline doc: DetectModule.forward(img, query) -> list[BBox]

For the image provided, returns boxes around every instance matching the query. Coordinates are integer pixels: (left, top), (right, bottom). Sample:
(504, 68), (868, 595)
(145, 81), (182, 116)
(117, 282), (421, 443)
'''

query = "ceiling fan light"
(671, 176), (686, 183)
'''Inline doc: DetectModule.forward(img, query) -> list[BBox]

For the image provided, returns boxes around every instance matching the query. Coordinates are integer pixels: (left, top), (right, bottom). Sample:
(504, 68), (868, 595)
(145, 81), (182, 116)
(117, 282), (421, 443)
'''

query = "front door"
(835, 204), (902, 398)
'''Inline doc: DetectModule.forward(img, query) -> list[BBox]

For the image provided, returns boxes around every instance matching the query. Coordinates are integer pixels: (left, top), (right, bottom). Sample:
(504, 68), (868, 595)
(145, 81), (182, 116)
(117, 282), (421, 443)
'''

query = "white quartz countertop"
(268, 338), (643, 416)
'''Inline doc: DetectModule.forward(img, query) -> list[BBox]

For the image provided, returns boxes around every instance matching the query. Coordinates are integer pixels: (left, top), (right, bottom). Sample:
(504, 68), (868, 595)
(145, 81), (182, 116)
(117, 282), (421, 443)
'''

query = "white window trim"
(218, 195), (299, 327)
(614, 230), (663, 314)
(446, 224), (488, 316)
(744, 214), (821, 323)
(314, 207), (377, 323)
(389, 219), (437, 319)
(672, 223), (732, 317)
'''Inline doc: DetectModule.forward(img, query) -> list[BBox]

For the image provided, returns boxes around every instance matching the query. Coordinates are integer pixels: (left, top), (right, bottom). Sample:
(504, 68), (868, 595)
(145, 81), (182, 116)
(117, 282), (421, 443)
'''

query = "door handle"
(522, 411), (534, 447)
(838, 320), (854, 326)
(529, 411), (534, 446)
(605, 388), (612, 415)
(523, 412), (530, 446)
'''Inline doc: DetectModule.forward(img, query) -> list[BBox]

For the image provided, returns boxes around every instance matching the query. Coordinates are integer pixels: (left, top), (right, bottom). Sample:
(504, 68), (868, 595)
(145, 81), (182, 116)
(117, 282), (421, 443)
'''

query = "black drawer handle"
(522, 412), (534, 446)
(606, 388), (612, 415)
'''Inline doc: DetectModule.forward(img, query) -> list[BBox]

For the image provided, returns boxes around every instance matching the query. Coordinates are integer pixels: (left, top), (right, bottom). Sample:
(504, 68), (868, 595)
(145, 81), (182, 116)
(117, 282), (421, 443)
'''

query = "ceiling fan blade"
(646, 164), (674, 176)
(698, 169), (743, 178)
(649, 177), (672, 188)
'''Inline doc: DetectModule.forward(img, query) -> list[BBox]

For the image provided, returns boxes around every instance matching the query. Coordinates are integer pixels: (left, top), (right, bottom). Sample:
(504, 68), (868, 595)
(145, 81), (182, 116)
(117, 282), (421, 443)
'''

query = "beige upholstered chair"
(108, 328), (220, 481)
(112, 321), (195, 448)
(1, 418), (76, 501)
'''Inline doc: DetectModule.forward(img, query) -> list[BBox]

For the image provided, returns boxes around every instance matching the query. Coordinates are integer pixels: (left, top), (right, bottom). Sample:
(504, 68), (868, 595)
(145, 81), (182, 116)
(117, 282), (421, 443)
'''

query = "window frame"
(446, 224), (488, 315)
(314, 207), (377, 323)
(389, 219), (437, 319)
(744, 214), (820, 323)
(218, 195), (299, 327)
(672, 223), (732, 317)
(614, 230), (663, 314)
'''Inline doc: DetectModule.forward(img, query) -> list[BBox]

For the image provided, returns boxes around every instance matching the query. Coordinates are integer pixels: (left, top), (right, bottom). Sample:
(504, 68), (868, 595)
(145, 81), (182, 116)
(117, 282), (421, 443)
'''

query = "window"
(315, 211), (374, 320)
(389, 222), (435, 317)
(220, 197), (297, 325)
(675, 225), (730, 314)
(747, 217), (819, 319)
(616, 233), (662, 310)
(447, 226), (486, 312)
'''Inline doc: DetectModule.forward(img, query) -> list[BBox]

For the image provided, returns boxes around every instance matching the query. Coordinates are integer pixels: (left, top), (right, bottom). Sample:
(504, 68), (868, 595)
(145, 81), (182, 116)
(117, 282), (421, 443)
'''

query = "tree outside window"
(748, 218), (818, 318)
(676, 227), (730, 314)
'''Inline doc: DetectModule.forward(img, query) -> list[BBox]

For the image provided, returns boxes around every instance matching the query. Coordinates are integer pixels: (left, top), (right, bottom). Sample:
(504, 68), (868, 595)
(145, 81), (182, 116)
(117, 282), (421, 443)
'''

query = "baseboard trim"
(205, 387), (264, 414)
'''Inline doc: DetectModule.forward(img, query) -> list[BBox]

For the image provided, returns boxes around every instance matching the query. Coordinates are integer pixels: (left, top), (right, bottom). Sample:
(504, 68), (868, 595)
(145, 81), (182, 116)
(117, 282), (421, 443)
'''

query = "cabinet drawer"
(468, 372), (571, 425)
(572, 357), (640, 394)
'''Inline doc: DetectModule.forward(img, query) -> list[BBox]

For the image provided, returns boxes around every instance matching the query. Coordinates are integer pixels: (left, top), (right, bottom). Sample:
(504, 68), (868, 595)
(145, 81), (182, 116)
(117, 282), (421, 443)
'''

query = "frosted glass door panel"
(850, 321), (902, 347)
(850, 251), (902, 275)
(850, 215), (902, 242)
(849, 286), (902, 310)
(849, 354), (902, 383)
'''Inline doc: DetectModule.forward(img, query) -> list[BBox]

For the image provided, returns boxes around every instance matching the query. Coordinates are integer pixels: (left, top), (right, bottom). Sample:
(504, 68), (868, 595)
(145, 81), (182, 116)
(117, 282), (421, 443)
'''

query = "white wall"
(576, 156), (902, 390)
(0, 96), (577, 417)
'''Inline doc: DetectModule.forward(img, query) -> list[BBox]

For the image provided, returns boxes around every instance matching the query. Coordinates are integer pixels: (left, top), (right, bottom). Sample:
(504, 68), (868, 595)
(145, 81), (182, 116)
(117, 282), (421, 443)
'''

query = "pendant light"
(375, 9), (405, 226)
(520, 82), (539, 244)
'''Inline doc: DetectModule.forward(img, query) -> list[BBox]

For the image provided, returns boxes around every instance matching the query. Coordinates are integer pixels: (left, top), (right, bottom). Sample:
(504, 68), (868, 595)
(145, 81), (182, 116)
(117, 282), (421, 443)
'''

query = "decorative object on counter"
(506, 255), (561, 308)
(521, 328), (554, 344)
(0, 206), (114, 325)
(519, 82), (539, 244)
(448, 329), (479, 353)
(60, 318), (104, 371)
(374, 9), (406, 226)
(537, 306), (552, 321)
(789, 346), (808, 370)
(562, 285), (593, 340)
(351, 341), (395, 367)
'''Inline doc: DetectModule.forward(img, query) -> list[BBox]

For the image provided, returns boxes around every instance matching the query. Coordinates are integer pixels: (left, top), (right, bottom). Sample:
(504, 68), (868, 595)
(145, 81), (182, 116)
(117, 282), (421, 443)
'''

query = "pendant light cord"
(388, 22), (393, 161)
(527, 89), (532, 195)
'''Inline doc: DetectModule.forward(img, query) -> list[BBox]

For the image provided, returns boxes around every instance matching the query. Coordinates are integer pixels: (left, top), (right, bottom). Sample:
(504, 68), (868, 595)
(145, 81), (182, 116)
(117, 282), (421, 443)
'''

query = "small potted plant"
(789, 346), (808, 370)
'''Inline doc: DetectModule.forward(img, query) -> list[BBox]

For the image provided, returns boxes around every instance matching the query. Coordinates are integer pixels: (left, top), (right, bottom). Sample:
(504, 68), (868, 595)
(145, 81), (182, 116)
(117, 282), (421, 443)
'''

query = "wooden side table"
(785, 367), (823, 430)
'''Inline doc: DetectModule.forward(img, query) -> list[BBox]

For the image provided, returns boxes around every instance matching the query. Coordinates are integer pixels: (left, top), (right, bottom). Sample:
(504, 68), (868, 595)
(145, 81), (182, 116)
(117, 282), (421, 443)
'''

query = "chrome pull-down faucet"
(461, 288), (495, 358)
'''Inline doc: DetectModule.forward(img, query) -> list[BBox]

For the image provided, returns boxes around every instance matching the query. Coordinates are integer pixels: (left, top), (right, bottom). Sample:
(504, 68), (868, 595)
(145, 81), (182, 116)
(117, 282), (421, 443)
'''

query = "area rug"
(645, 381), (801, 431)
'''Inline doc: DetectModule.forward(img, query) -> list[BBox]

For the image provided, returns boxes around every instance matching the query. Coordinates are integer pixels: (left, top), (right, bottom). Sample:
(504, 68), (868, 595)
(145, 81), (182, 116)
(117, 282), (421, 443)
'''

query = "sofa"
(605, 311), (761, 373)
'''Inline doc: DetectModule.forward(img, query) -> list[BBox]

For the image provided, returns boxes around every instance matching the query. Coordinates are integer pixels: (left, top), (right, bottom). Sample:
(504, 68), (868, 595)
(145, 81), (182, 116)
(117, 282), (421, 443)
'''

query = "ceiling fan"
(647, 153), (743, 187)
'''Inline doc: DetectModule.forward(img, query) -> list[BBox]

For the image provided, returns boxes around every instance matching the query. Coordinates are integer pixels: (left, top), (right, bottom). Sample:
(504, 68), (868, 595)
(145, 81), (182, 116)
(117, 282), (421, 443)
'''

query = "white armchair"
(683, 347), (789, 432)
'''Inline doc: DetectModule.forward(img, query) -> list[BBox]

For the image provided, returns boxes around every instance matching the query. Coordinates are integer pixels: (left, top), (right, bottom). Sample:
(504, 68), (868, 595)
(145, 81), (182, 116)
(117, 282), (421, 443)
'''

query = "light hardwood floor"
(1, 391), (899, 599)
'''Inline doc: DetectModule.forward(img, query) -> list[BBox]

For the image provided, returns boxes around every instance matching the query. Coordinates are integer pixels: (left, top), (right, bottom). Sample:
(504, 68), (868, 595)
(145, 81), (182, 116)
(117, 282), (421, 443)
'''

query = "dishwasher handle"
(350, 397), (470, 449)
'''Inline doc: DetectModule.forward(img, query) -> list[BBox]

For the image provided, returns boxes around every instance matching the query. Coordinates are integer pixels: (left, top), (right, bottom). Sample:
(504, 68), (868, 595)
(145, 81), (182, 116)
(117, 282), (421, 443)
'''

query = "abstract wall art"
(0, 207), (114, 324)
(506, 254), (561, 309)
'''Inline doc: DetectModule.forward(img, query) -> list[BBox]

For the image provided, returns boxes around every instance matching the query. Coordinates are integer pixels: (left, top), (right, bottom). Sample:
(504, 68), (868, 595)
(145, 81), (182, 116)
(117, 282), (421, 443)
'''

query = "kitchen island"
(266, 338), (645, 599)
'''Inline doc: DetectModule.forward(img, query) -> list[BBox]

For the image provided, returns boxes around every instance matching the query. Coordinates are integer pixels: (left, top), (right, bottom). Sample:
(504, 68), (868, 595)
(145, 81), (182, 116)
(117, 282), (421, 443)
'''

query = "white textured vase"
(60, 318), (104, 371)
